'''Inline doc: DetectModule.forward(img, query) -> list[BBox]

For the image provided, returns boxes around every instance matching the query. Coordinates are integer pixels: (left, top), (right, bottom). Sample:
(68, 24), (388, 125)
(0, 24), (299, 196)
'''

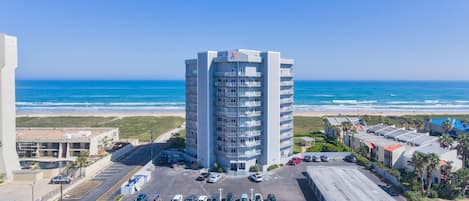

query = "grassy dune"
(16, 116), (185, 141)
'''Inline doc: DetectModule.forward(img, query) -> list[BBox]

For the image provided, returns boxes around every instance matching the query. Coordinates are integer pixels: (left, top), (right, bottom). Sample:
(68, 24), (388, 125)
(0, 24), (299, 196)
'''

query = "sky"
(1, 0), (468, 80)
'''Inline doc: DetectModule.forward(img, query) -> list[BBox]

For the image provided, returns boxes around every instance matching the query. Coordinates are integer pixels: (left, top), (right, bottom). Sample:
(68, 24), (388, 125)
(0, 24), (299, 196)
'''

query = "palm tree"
(456, 133), (469, 168)
(414, 119), (423, 131)
(439, 133), (454, 149)
(452, 168), (469, 197)
(424, 153), (440, 195)
(341, 121), (353, 145)
(76, 156), (87, 178)
(442, 120), (453, 135)
(331, 125), (342, 143)
(409, 152), (427, 194)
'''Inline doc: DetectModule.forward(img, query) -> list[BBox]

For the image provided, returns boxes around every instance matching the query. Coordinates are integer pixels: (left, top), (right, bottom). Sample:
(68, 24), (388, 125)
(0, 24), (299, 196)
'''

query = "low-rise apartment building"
(324, 117), (365, 141)
(345, 124), (462, 171)
(16, 128), (119, 159)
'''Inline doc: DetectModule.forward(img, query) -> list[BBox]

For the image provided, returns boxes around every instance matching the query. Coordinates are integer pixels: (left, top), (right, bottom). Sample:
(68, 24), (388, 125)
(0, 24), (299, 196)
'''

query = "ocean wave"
(455, 100), (469, 103)
(332, 100), (377, 104)
(310, 94), (335, 97)
(16, 102), (185, 107)
(424, 100), (439, 104)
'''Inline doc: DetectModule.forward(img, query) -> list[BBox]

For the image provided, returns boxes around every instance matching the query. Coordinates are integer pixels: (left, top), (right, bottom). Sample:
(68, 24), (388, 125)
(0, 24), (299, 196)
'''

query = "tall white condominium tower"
(185, 49), (294, 172)
(0, 34), (21, 180)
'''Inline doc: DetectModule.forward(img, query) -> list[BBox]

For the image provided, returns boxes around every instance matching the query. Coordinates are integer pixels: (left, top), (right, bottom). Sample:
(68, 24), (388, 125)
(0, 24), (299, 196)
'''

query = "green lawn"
(16, 116), (185, 141)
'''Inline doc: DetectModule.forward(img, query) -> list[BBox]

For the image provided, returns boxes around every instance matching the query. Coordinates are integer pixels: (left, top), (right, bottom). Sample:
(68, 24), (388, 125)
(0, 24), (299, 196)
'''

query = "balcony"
(239, 141), (261, 147)
(280, 140), (293, 147)
(280, 70), (293, 77)
(217, 72), (262, 77)
(280, 124), (293, 130)
(239, 120), (261, 127)
(280, 81), (294, 86)
(239, 130), (262, 137)
(239, 91), (262, 97)
(281, 115), (293, 121)
(281, 106), (293, 112)
(280, 90), (293, 95)
(280, 98), (293, 104)
(239, 101), (261, 107)
(240, 150), (262, 157)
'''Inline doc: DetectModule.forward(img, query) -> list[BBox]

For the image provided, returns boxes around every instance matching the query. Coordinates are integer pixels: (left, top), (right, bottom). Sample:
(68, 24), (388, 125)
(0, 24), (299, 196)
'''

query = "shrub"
(249, 165), (260, 172)
(267, 164), (279, 171)
(427, 190), (438, 198)
(353, 152), (370, 168)
(114, 194), (124, 201)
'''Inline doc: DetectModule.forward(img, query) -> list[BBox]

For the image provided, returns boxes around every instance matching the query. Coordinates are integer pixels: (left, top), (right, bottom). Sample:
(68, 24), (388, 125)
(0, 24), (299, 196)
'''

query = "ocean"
(15, 80), (469, 114)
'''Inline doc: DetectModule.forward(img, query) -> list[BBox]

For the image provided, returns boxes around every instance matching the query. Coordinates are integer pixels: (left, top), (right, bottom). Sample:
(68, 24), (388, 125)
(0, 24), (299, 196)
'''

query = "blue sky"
(1, 0), (468, 80)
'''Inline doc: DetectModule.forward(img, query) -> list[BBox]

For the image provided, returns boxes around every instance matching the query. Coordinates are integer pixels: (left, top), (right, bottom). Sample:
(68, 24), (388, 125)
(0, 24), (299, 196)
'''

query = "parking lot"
(123, 156), (406, 201)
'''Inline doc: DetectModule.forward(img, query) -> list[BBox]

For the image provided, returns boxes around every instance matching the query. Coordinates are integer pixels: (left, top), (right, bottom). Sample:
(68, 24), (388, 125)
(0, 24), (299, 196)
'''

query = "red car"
(287, 157), (302, 166)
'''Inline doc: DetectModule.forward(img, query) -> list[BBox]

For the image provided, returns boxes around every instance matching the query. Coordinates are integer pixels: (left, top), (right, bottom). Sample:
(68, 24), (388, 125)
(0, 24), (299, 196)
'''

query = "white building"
(0, 34), (21, 180)
(185, 49), (294, 171)
(16, 128), (119, 159)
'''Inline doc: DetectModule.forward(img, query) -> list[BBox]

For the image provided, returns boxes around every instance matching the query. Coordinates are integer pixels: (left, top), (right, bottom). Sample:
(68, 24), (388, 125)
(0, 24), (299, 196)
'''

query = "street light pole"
(250, 188), (254, 200)
(30, 183), (34, 201)
(218, 188), (223, 201)
(60, 182), (63, 201)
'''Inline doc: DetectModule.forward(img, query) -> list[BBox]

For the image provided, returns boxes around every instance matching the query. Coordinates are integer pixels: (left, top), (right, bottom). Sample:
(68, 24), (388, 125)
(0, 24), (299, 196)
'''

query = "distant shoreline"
(16, 110), (469, 118)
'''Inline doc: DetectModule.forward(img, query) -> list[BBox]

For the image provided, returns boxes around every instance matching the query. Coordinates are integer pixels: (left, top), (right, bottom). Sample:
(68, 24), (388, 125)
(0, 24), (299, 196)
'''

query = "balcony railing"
(239, 141), (261, 147)
(239, 91), (262, 97)
(280, 90), (293, 95)
(281, 106), (293, 112)
(280, 81), (294, 86)
(217, 72), (262, 77)
(239, 101), (261, 107)
(280, 98), (293, 104)
(280, 70), (293, 77)
(239, 121), (261, 127)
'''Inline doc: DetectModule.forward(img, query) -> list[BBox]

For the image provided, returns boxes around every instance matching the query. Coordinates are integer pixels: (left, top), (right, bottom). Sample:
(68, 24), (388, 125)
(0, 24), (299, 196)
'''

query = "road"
(63, 125), (184, 201)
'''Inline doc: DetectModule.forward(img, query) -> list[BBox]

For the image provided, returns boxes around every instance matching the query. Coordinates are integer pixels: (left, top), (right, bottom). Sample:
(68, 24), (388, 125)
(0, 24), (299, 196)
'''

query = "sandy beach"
(16, 110), (469, 118)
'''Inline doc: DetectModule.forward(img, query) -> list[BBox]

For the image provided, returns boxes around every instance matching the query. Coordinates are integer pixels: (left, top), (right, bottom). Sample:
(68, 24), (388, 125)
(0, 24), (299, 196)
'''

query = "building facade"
(16, 128), (119, 159)
(0, 34), (21, 180)
(185, 49), (294, 171)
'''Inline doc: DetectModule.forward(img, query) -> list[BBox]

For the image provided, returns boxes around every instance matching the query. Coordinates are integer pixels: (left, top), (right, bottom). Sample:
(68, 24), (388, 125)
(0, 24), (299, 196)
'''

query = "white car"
(254, 193), (263, 201)
(172, 194), (183, 201)
(207, 173), (222, 183)
(249, 173), (263, 182)
(240, 194), (249, 201)
(198, 195), (208, 201)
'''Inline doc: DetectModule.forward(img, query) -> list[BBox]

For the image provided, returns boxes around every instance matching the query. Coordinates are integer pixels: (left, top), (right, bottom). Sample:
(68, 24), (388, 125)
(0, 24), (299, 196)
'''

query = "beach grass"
(16, 116), (185, 141)
(293, 116), (324, 135)
(16, 116), (116, 127)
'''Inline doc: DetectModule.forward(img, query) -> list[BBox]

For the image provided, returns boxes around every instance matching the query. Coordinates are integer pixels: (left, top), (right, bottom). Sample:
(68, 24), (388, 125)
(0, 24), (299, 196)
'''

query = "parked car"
(254, 193), (263, 201)
(303, 155), (313, 162)
(196, 172), (210, 181)
(266, 194), (277, 201)
(249, 173), (263, 182)
(344, 155), (357, 163)
(207, 173), (222, 183)
(224, 193), (234, 201)
(185, 195), (196, 201)
(148, 194), (162, 201)
(135, 193), (147, 201)
(320, 155), (329, 162)
(240, 194), (249, 201)
(312, 155), (321, 162)
(287, 157), (302, 166)
(50, 175), (71, 184)
(172, 194), (184, 201)
(198, 195), (208, 201)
